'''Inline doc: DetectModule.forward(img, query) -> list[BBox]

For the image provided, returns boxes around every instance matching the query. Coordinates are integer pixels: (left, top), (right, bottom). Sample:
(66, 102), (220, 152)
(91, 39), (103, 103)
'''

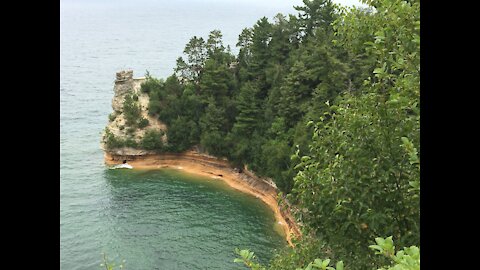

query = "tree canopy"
(127, 0), (420, 268)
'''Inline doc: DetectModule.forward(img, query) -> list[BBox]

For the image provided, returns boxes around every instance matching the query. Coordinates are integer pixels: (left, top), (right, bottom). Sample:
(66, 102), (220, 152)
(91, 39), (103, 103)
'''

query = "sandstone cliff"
(101, 70), (167, 156)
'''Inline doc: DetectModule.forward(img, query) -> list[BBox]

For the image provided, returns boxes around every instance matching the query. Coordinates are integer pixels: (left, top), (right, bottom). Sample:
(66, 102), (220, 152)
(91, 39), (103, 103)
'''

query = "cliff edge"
(101, 70), (167, 156)
(101, 70), (302, 246)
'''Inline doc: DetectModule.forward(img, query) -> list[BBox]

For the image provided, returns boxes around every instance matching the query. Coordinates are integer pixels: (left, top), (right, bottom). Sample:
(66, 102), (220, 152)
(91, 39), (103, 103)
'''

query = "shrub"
(104, 128), (125, 149)
(138, 118), (149, 128)
(125, 137), (138, 148)
(123, 94), (141, 127)
(126, 127), (136, 134)
(234, 237), (419, 270)
(165, 116), (199, 152)
(140, 130), (164, 150)
(108, 113), (117, 122)
(140, 72), (164, 94)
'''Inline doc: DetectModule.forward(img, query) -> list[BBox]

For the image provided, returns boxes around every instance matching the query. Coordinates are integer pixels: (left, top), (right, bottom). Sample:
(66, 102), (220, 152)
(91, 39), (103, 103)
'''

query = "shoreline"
(104, 151), (301, 247)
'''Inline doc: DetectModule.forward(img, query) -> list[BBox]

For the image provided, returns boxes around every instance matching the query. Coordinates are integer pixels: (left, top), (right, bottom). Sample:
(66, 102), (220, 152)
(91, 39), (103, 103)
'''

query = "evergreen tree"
(174, 36), (207, 85)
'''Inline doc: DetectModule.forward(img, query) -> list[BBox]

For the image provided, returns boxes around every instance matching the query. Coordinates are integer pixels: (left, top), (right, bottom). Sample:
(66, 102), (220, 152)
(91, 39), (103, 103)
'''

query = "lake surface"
(60, 0), (302, 269)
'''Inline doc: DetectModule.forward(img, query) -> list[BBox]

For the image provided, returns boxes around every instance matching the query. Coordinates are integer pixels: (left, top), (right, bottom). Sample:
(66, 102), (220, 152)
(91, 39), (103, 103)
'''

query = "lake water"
(60, 0), (303, 269)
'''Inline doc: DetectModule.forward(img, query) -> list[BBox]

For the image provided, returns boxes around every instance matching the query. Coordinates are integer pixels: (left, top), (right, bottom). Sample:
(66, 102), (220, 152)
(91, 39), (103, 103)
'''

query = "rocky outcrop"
(101, 70), (167, 155)
(112, 70), (135, 112)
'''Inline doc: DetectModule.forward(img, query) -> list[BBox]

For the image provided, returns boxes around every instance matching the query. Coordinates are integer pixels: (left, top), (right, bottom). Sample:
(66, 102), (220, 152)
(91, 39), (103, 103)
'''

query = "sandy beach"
(104, 151), (301, 246)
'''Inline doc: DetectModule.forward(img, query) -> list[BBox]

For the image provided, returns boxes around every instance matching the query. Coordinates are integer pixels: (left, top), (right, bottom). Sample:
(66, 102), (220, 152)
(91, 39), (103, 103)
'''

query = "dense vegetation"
(234, 237), (419, 270)
(105, 0), (420, 268)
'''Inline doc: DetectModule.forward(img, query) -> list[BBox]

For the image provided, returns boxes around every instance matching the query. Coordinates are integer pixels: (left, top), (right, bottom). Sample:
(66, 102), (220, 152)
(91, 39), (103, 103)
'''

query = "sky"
(61, 0), (367, 8)
(332, 0), (366, 7)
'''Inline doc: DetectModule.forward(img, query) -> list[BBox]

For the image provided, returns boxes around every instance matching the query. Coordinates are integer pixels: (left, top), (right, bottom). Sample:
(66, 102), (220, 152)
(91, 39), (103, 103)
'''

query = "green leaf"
(373, 67), (384, 74)
(375, 237), (386, 246)
(322, 259), (331, 268)
(313, 259), (323, 267)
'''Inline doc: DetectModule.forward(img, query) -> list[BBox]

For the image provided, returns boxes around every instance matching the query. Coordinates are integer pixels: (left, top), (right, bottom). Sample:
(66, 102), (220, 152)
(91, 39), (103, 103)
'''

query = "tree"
(294, 0), (337, 38)
(275, 32), (349, 128)
(165, 116), (200, 152)
(199, 58), (232, 104)
(141, 130), (164, 150)
(288, 1), (420, 268)
(199, 98), (230, 157)
(174, 36), (207, 85)
(207, 29), (225, 56)
(247, 17), (273, 94)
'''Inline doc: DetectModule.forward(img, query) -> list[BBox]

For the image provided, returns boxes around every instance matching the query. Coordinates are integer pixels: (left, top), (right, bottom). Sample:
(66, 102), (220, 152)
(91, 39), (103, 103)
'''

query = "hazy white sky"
(200, 0), (366, 7)
(332, 0), (366, 7)
(62, 0), (367, 8)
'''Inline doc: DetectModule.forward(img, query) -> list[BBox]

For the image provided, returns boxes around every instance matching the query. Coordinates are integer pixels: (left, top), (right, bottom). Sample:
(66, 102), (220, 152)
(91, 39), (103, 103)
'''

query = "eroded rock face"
(112, 70), (134, 112)
(101, 70), (167, 155)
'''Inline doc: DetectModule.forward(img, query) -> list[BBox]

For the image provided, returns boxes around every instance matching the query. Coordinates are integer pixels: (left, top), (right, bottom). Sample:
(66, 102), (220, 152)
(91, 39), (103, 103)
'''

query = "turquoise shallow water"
(60, 168), (286, 269)
(60, 0), (300, 269)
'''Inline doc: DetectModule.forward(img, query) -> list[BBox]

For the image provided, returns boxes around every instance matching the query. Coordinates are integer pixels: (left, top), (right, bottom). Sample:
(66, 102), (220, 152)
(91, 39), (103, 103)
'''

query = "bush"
(123, 94), (141, 127)
(104, 128), (125, 149)
(165, 116), (199, 152)
(140, 130), (164, 150)
(108, 113), (117, 122)
(125, 137), (138, 148)
(234, 237), (419, 270)
(138, 118), (149, 128)
(126, 127), (136, 134)
(140, 74), (164, 94)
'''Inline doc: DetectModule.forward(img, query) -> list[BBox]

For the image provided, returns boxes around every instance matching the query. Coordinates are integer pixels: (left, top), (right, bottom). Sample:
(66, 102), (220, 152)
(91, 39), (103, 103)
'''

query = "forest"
(105, 0), (420, 269)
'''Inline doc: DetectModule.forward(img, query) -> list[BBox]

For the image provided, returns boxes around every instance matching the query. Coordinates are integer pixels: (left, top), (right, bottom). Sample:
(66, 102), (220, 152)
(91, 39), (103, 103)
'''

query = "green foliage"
(235, 237), (418, 270)
(295, 259), (344, 270)
(101, 0), (420, 269)
(174, 36), (207, 84)
(126, 127), (136, 135)
(103, 128), (138, 149)
(141, 72), (164, 93)
(104, 128), (124, 149)
(165, 116), (199, 152)
(268, 237), (334, 270)
(141, 130), (164, 150)
(134, 3), (420, 269)
(234, 248), (266, 270)
(124, 137), (138, 148)
(123, 94), (141, 127)
(199, 58), (233, 103)
(138, 118), (149, 128)
(199, 99), (230, 157)
(288, 1), (419, 268)
(369, 237), (420, 270)
(294, 0), (338, 37)
(109, 113), (117, 122)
